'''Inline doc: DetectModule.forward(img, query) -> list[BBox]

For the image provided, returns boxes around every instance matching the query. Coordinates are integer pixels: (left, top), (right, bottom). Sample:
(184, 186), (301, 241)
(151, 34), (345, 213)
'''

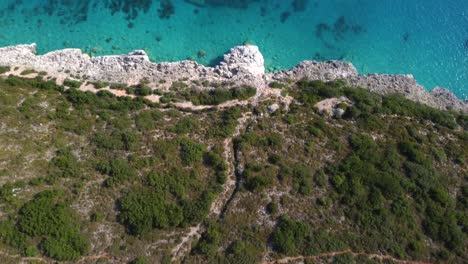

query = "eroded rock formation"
(0, 43), (466, 112)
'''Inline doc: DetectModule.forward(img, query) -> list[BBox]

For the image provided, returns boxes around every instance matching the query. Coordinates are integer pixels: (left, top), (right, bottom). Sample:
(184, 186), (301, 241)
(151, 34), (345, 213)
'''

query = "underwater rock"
(292, 0), (308, 12)
(185, 0), (257, 9)
(158, 0), (175, 19)
(315, 23), (330, 39)
(105, 0), (153, 20)
(197, 50), (206, 58)
(402, 32), (410, 42)
(333, 16), (350, 40)
(280, 11), (291, 23)
(185, 0), (207, 7)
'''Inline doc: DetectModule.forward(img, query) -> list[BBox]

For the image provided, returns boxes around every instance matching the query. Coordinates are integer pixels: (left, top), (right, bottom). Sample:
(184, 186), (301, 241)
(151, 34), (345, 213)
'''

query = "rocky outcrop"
(216, 45), (265, 78)
(273, 60), (358, 81)
(0, 43), (466, 112)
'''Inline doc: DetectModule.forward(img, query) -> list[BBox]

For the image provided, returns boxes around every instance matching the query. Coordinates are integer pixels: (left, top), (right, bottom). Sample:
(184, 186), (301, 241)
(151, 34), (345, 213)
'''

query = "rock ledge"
(0, 43), (465, 113)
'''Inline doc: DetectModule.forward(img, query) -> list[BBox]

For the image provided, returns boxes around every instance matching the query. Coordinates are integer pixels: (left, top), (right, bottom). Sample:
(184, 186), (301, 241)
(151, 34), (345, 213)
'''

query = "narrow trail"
(169, 80), (277, 262)
(0, 250), (113, 264)
(262, 249), (432, 264)
(0, 250), (48, 263)
(170, 112), (251, 262)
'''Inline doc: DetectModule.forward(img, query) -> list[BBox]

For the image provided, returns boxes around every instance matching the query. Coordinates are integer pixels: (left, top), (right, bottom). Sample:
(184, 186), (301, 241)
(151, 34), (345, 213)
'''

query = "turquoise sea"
(0, 0), (466, 99)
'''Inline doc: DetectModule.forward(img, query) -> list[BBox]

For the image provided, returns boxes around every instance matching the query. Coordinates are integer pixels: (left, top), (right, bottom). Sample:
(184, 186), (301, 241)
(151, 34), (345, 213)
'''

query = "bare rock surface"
(0, 43), (466, 112)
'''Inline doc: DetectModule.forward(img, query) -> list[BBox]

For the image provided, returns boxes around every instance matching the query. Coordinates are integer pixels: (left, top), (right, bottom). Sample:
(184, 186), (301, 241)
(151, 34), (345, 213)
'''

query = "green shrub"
(50, 148), (80, 178)
(135, 110), (163, 131)
(0, 66), (10, 74)
(294, 80), (344, 105)
(194, 222), (221, 256)
(182, 85), (256, 105)
(292, 165), (313, 195)
(266, 202), (278, 215)
(180, 191), (215, 225)
(179, 138), (205, 166)
(90, 81), (109, 89)
(97, 159), (138, 187)
(209, 107), (242, 138)
(128, 84), (152, 96)
(146, 168), (187, 198)
(20, 69), (36, 75)
(271, 215), (311, 255)
(131, 256), (148, 264)
(94, 131), (139, 151)
(0, 220), (27, 253)
(269, 81), (286, 89)
(173, 116), (198, 134)
(118, 189), (184, 235)
(63, 79), (82, 88)
(17, 190), (88, 260)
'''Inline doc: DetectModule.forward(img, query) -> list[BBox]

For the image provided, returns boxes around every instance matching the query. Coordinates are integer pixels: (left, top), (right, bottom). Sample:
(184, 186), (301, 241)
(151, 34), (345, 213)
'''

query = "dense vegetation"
(189, 80), (466, 263)
(0, 75), (465, 263)
(1, 190), (88, 260)
(159, 83), (257, 105)
(0, 75), (232, 262)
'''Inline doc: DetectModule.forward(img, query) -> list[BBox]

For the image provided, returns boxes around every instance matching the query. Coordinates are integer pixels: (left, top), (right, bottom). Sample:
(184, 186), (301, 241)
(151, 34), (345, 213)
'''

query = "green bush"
(118, 189), (184, 235)
(146, 168), (187, 198)
(294, 80), (344, 105)
(20, 69), (36, 75)
(225, 240), (261, 264)
(0, 220), (28, 253)
(17, 190), (88, 260)
(50, 148), (80, 178)
(0, 66), (10, 74)
(179, 138), (205, 166)
(135, 110), (163, 131)
(97, 159), (138, 187)
(292, 165), (313, 195)
(209, 107), (242, 138)
(63, 79), (82, 88)
(94, 131), (139, 151)
(182, 85), (256, 105)
(194, 222), (222, 256)
(131, 256), (148, 264)
(173, 116), (198, 134)
(127, 84), (152, 96)
(90, 81), (109, 89)
(180, 191), (215, 225)
(271, 215), (311, 255)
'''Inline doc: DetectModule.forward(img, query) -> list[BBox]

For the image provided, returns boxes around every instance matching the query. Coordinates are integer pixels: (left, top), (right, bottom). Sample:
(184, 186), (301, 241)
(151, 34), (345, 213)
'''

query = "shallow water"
(0, 0), (466, 98)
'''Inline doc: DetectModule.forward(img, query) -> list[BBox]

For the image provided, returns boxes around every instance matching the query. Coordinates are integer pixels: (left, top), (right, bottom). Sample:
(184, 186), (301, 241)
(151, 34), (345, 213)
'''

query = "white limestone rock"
(216, 45), (265, 78)
(267, 103), (280, 114)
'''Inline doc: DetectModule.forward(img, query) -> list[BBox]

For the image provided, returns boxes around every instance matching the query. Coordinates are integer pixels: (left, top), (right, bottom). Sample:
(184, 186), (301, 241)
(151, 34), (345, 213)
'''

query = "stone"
(267, 103), (280, 114)
(333, 108), (346, 118)
(216, 45), (265, 78)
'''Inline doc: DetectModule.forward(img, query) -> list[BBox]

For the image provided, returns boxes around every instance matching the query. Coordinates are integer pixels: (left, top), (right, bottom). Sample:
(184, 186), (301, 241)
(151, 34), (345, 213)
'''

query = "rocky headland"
(0, 43), (466, 113)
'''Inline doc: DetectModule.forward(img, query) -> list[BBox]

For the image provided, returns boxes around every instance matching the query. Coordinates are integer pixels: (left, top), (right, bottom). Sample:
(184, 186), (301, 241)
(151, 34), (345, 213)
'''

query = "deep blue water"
(0, 0), (467, 99)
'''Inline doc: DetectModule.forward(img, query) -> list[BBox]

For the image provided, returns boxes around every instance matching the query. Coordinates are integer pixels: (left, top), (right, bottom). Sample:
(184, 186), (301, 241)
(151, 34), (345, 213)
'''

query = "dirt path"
(0, 250), (113, 264)
(170, 112), (251, 262)
(262, 249), (432, 264)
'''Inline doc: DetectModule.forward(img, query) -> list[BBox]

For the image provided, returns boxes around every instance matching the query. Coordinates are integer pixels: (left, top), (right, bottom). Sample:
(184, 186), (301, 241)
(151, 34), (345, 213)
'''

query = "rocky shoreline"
(0, 43), (466, 113)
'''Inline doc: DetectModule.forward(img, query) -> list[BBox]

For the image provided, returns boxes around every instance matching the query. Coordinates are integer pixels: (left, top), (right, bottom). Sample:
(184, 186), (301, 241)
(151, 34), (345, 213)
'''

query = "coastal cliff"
(0, 43), (466, 263)
(0, 43), (466, 113)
